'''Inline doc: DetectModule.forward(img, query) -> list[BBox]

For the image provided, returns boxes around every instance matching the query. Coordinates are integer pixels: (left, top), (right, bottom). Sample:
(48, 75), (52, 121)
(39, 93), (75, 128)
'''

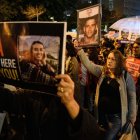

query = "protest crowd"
(0, 32), (140, 140)
(0, 5), (140, 140)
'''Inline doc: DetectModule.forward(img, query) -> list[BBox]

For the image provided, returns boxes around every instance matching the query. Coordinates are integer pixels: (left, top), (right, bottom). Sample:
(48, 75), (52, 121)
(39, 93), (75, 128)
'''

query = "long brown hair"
(103, 49), (126, 78)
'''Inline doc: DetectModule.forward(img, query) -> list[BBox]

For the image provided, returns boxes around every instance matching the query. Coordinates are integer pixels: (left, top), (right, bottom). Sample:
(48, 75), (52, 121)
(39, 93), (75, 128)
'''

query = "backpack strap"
(124, 70), (127, 81)
(124, 70), (140, 112)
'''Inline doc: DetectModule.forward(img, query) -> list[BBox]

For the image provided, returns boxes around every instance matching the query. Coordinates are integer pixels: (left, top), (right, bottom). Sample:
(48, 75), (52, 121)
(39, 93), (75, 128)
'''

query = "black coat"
(0, 86), (100, 140)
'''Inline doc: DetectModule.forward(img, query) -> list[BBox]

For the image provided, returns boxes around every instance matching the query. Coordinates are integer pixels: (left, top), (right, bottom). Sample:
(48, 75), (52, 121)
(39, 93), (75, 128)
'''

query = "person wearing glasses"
(75, 46), (137, 140)
(126, 37), (140, 138)
(126, 37), (140, 85)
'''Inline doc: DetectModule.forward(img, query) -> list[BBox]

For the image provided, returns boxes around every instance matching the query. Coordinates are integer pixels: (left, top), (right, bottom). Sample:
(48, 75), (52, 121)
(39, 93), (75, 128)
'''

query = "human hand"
(55, 74), (75, 106)
(55, 74), (80, 119)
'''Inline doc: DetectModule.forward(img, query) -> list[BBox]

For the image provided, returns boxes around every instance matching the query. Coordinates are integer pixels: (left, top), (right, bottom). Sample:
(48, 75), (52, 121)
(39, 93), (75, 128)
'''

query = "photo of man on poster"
(79, 16), (98, 46)
(120, 28), (129, 41)
(77, 4), (101, 47)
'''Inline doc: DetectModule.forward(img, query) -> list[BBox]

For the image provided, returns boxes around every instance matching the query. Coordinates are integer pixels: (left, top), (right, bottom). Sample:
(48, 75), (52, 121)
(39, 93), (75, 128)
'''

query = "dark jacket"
(0, 87), (100, 140)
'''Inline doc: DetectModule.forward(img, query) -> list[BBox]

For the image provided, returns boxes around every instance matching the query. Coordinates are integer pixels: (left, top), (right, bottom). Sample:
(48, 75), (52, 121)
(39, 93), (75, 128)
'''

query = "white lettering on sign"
(0, 59), (16, 68)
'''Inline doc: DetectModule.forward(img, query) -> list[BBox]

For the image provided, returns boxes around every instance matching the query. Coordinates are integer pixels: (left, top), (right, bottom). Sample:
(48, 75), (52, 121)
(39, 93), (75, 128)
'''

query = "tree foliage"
(0, 0), (120, 30)
(23, 5), (46, 21)
(0, 0), (19, 21)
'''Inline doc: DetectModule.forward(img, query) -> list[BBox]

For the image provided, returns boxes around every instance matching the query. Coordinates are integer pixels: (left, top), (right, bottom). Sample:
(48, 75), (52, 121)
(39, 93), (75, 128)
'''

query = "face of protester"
(132, 43), (140, 58)
(107, 52), (117, 70)
(31, 43), (44, 63)
(73, 39), (79, 47)
(83, 19), (97, 38)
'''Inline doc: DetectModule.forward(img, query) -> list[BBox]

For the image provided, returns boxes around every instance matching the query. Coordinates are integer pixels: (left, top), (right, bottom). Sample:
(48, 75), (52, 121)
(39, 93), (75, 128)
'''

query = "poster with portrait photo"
(119, 28), (129, 41)
(0, 22), (67, 94)
(129, 30), (140, 42)
(77, 4), (101, 48)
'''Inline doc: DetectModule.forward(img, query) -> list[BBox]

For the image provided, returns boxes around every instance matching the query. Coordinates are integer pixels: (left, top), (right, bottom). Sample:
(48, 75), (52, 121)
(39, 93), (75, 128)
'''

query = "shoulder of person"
(122, 70), (135, 84)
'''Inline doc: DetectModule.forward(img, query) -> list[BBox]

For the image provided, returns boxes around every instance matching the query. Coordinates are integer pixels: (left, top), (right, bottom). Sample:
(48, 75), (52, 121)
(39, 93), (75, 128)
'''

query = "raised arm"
(55, 74), (101, 140)
(77, 49), (103, 77)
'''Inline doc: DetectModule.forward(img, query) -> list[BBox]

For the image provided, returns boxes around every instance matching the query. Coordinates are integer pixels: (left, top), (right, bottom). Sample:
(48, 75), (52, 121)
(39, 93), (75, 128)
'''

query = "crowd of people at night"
(0, 28), (140, 140)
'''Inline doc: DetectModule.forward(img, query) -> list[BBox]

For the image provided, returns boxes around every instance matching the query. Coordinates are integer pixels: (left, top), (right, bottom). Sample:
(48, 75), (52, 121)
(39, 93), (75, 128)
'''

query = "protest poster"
(77, 4), (101, 48)
(0, 22), (67, 94)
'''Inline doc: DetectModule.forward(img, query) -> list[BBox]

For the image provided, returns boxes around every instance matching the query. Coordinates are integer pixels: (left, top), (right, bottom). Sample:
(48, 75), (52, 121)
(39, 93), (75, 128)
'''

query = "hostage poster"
(77, 4), (101, 48)
(0, 22), (67, 94)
